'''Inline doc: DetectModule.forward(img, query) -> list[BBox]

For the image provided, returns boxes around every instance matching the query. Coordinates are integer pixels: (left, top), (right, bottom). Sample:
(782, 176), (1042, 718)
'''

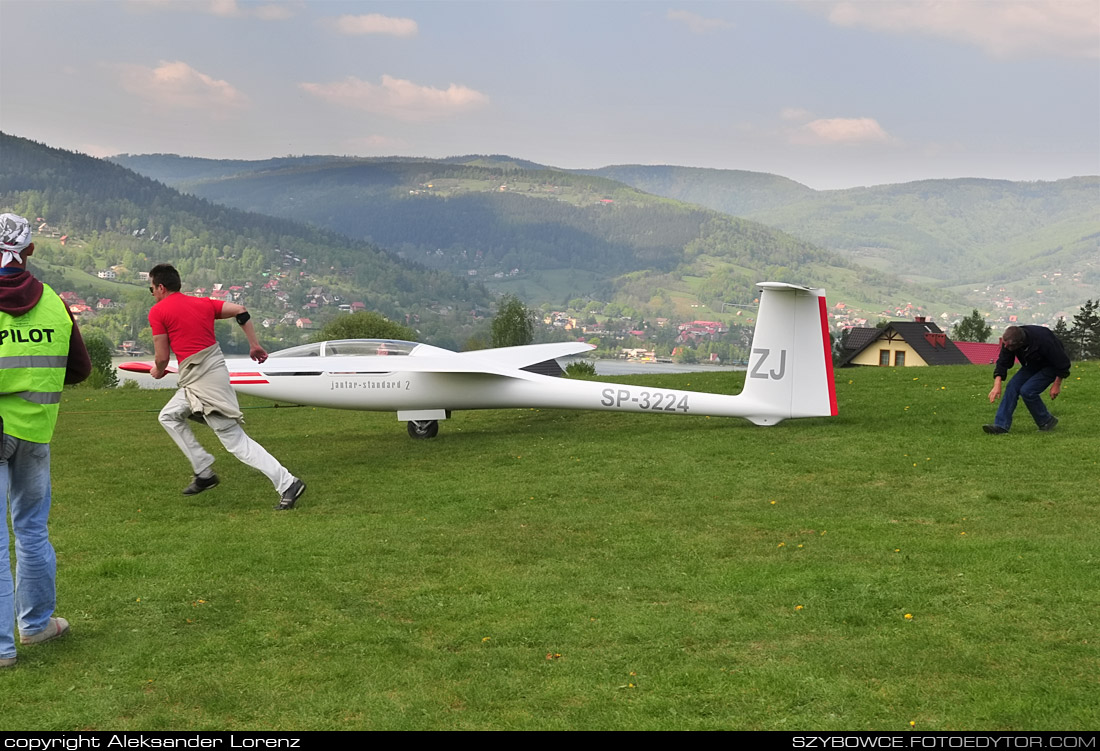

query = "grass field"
(4, 362), (1098, 730)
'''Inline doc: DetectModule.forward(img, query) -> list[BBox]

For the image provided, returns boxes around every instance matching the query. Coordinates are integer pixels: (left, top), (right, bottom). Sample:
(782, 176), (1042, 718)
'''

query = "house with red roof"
(953, 341), (1001, 365)
(839, 318), (972, 368)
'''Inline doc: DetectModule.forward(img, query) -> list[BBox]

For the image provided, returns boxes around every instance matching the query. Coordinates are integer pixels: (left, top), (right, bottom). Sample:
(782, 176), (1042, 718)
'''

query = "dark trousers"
(994, 366), (1057, 430)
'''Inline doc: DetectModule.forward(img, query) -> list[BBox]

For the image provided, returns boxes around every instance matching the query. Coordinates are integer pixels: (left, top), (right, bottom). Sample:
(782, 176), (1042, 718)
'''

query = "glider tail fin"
(738, 282), (837, 425)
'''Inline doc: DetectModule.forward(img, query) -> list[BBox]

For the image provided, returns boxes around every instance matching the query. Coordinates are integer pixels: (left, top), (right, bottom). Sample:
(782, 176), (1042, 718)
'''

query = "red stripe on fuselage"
(818, 295), (839, 416)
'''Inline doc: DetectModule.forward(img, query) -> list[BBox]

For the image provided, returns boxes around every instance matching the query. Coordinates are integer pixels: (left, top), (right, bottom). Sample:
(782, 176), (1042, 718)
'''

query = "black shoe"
(982, 425), (1008, 434)
(182, 474), (219, 495)
(275, 478), (305, 510)
(1039, 416), (1058, 432)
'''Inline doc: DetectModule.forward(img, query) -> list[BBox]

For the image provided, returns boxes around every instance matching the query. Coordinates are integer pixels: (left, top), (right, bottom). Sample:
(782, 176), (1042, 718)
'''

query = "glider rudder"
(738, 282), (837, 425)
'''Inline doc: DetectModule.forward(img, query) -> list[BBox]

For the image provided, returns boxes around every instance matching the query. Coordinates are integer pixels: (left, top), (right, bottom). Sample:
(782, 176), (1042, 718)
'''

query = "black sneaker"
(182, 474), (219, 495)
(982, 425), (1008, 434)
(1039, 416), (1058, 432)
(275, 478), (305, 510)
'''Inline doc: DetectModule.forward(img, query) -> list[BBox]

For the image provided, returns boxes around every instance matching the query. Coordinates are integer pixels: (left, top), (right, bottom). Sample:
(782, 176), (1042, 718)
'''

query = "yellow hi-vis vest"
(0, 284), (73, 443)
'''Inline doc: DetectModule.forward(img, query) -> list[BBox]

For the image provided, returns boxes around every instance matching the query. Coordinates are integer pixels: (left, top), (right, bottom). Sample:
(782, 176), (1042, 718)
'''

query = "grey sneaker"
(275, 478), (305, 510)
(1039, 416), (1058, 432)
(183, 474), (219, 495)
(20, 617), (69, 645)
(0, 656), (15, 668)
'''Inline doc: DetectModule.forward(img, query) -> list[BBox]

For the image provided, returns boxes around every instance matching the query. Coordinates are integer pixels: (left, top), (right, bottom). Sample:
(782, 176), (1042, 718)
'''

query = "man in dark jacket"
(984, 325), (1070, 434)
(0, 213), (91, 668)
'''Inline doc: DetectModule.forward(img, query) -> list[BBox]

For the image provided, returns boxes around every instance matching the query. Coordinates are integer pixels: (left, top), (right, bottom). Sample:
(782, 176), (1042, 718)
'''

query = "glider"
(121, 282), (837, 438)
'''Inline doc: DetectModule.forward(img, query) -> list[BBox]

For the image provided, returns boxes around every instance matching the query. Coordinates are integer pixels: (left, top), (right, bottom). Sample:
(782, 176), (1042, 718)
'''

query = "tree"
(491, 295), (534, 348)
(311, 311), (416, 343)
(82, 332), (119, 389)
(952, 309), (992, 342)
(1053, 317), (1075, 360)
(1068, 299), (1100, 360)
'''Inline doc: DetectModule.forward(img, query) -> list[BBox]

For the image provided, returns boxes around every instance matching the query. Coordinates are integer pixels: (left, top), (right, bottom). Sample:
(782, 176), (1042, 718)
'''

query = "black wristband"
(235, 311), (251, 326)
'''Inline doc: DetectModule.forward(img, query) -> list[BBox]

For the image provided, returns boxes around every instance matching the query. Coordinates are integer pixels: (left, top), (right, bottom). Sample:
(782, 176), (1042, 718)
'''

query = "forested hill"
(579, 165), (816, 215)
(110, 152), (966, 322)
(578, 164), (1100, 313)
(0, 133), (494, 349)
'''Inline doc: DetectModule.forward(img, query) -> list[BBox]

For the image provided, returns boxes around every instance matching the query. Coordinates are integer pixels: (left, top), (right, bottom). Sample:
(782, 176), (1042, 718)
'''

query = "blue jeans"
(994, 366), (1057, 431)
(0, 435), (56, 660)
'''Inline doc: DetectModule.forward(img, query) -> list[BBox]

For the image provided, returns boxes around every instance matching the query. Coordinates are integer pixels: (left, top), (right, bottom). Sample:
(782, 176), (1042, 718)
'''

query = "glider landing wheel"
(407, 420), (439, 439)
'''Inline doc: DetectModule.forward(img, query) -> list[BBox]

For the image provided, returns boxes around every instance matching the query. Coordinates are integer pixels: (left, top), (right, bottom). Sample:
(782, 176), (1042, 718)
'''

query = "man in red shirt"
(148, 264), (304, 510)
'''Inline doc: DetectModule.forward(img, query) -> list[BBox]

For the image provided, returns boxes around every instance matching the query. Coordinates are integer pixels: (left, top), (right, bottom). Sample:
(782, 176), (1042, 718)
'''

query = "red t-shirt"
(148, 293), (225, 363)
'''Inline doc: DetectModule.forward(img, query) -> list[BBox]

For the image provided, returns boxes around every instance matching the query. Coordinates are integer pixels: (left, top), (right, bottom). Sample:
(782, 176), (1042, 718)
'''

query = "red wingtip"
(118, 361), (154, 373)
(118, 362), (178, 374)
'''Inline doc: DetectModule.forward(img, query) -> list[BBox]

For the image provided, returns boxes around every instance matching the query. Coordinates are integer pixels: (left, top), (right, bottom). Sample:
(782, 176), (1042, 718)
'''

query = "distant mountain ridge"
(0, 133), (495, 350)
(579, 164), (816, 215)
(580, 164), (1099, 315)
(110, 152), (982, 325)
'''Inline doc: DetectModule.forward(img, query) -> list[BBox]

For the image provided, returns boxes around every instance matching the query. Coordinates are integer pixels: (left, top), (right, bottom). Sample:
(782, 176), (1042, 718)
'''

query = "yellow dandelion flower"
(482, 637), (491, 642)
(910, 721), (916, 727)
(904, 613), (913, 620)
(795, 605), (804, 611)
(777, 542), (786, 547)
(770, 500), (777, 505)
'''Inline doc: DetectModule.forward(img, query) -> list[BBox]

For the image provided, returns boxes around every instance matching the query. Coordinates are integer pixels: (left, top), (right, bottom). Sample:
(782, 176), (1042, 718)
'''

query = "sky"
(1, 0), (1098, 190)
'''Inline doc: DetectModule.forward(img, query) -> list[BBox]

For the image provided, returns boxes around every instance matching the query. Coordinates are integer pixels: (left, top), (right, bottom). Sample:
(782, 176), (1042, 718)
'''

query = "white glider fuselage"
(218, 282), (838, 428)
(229, 358), (779, 422)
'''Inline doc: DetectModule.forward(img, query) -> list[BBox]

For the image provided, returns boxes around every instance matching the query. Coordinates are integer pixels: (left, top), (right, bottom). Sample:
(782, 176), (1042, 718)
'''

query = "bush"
(311, 312), (416, 343)
(83, 332), (119, 389)
(565, 360), (597, 378)
(491, 295), (534, 348)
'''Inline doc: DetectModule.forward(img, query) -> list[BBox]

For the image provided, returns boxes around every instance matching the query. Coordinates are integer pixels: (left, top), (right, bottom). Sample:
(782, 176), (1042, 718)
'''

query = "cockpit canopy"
(268, 339), (421, 358)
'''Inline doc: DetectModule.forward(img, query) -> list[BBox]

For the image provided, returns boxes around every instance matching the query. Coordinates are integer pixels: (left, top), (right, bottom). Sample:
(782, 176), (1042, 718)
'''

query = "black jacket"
(993, 325), (1071, 380)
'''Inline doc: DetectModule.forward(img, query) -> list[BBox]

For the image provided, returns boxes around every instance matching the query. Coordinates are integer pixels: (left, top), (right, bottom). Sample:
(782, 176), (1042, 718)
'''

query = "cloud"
(299, 75), (489, 122)
(667, 9), (734, 34)
(780, 107), (812, 122)
(328, 13), (419, 37)
(129, 0), (298, 21)
(823, 0), (1099, 60)
(116, 60), (248, 111)
(794, 117), (891, 145)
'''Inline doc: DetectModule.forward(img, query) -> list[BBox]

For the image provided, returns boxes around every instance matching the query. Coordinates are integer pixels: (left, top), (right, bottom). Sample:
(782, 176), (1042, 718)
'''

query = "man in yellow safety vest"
(0, 213), (91, 668)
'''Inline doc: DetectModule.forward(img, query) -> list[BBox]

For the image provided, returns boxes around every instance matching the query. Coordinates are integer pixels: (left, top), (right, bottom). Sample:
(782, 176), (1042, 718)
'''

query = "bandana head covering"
(0, 213), (32, 268)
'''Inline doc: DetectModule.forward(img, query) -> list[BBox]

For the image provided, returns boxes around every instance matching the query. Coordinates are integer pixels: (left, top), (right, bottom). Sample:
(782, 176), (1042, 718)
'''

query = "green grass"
(5, 362), (1098, 730)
